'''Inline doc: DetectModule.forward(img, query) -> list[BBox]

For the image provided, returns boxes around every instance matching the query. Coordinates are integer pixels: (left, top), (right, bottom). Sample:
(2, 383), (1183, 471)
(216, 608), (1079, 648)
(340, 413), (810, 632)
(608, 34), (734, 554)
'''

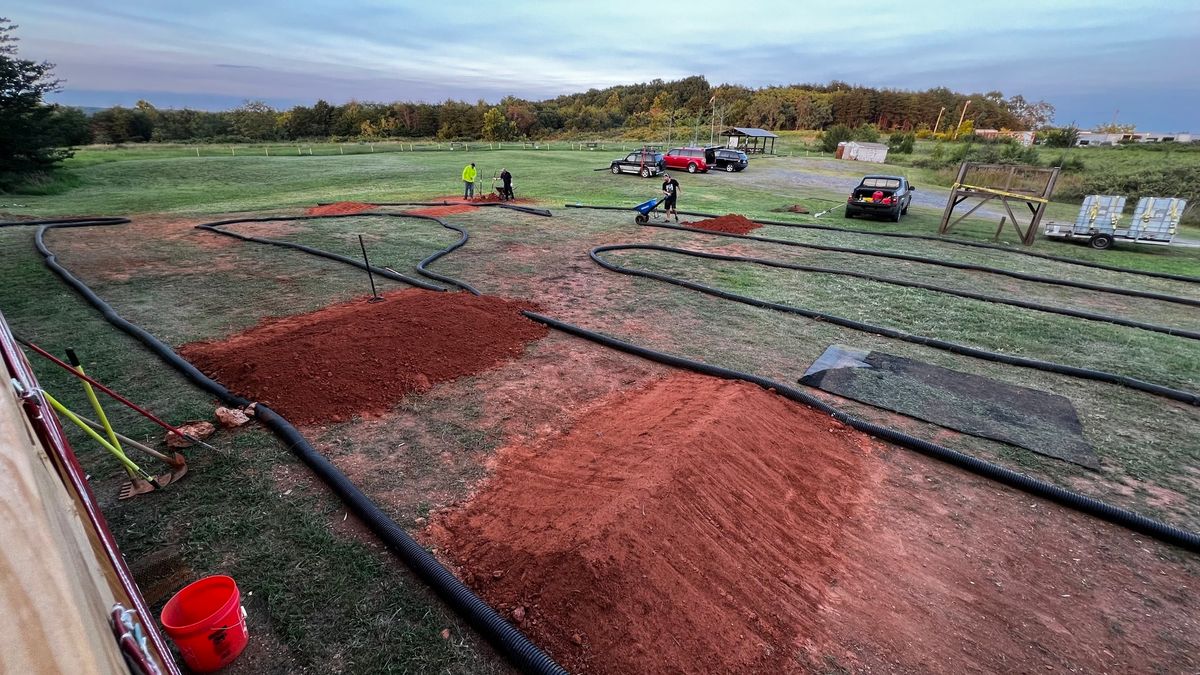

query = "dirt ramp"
(180, 290), (546, 424)
(432, 373), (877, 674)
(683, 213), (762, 235)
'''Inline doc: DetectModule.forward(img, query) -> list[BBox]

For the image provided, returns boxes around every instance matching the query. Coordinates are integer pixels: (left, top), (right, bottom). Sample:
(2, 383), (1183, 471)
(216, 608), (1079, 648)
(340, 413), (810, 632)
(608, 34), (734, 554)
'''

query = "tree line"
(3, 13), (1058, 190)
(84, 76), (1053, 145)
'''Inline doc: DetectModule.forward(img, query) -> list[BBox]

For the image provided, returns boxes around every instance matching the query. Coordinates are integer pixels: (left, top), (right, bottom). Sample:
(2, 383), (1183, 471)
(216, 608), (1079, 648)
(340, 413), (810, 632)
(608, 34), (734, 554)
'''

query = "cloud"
(16, 0), (1200, 128)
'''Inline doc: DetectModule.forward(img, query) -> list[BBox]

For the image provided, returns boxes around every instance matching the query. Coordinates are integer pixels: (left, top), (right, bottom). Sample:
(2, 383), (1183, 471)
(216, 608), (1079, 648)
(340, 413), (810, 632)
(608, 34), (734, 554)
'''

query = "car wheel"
(901, 203), (909, 215)
(843, 209), (853, 219)
(725, 164), (735, 173)
(687, 163), (697, 174)
(890, 207), (902, 222)
(1089, 233), (1114, 250)
(611, 165), (620, 174)
(640, 167), (651, 178)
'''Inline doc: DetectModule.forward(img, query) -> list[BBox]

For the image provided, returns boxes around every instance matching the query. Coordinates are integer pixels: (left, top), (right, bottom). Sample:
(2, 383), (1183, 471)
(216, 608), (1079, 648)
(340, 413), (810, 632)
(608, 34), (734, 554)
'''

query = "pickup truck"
(845, 175), (914, 222)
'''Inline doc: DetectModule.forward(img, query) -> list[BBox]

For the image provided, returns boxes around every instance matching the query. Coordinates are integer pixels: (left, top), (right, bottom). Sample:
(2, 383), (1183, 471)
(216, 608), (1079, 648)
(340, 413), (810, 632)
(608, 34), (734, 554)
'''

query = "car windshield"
(861, 178), (901, 189)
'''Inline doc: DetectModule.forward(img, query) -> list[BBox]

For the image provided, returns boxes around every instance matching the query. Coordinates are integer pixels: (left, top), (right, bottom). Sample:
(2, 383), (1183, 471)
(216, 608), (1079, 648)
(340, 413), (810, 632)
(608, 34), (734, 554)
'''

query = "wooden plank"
(0, 381), (130, 674)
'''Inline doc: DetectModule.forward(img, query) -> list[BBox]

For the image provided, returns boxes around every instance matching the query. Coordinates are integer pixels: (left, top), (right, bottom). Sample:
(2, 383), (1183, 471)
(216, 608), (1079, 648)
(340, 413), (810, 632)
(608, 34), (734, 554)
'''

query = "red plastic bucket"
(160, 575), (248, 672)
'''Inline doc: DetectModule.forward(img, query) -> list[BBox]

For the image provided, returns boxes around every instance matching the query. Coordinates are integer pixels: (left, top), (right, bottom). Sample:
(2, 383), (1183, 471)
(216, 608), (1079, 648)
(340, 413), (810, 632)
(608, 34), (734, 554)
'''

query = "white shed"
(838, 141), (889, 163)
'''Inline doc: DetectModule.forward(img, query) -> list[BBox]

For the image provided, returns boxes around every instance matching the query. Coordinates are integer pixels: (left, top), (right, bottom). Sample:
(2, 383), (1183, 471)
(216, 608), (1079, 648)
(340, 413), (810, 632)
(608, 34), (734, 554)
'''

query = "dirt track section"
(305, 201), (376, 216)
(432, 373), (878, 673)
(180, 289), (546, 424)
(432, 372), (1199, 674)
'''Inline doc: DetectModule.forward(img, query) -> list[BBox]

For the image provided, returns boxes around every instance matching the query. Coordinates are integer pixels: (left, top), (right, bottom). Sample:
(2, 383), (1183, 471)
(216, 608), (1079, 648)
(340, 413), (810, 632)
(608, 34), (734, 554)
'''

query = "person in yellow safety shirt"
(462, 162), (477, 200)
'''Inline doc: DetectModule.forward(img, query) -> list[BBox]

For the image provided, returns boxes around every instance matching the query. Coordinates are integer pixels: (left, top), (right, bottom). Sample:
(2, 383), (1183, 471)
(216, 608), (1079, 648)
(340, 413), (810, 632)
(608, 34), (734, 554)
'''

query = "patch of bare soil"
(305, 201), (376, 216)
(48, 215), (242, 282)
(432, 373), (880, 674)
(430, 372), (1199, 674)
(179, 289), (546, 424)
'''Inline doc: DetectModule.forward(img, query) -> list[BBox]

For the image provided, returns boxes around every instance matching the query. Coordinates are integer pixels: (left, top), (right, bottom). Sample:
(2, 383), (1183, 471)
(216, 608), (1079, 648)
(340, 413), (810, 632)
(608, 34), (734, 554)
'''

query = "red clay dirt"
(404, 205), (479, 217)
(304, 201), (377, 216)
(683, 213), (762, 235)
(179, 289), (547, 424)
(431, 373), (878, 674)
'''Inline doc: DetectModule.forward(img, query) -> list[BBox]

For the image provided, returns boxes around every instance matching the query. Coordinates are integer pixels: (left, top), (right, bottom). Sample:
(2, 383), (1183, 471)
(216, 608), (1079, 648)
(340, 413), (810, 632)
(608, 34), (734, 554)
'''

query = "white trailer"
(1044, 195), (1187, 249)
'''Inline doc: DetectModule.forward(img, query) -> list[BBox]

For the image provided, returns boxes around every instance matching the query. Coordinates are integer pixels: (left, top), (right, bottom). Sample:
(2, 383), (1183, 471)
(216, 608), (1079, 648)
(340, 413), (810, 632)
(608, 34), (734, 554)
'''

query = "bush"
(819, 124), (853, 152)
(888, 132), (915, 154)
(1041, 127), (1079, 148)
(853, 124), (880, 143)
(1048, 153), (1086, 172)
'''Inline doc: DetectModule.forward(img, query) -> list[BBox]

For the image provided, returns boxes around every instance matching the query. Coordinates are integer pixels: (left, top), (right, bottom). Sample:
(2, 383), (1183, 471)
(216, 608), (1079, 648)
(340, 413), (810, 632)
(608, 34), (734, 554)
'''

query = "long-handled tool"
(41, 391), (187, 497)
(16, 336), (221, 451)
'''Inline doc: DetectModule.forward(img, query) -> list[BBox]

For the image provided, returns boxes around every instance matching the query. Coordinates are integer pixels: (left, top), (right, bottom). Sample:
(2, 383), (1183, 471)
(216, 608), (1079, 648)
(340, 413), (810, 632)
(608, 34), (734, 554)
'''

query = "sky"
(9, 0), (1200, 130)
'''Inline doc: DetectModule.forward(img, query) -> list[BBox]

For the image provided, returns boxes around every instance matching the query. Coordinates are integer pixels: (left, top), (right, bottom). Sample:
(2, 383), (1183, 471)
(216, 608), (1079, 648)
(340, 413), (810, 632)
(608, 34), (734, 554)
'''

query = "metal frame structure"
(938, 162), (1060, 246)
(719, 127), (778, 154)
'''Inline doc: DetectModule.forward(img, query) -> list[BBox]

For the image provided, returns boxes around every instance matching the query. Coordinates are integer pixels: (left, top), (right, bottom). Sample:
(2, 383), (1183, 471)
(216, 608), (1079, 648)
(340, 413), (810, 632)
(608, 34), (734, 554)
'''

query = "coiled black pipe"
(642, 221), (1200, 308)
(0, 216), (132, 228)
(564, 203), (1200, 284)
(521, 312), (1200, 553)
(191, 210), (1200, 552)
(597, 243), (1200, 340)
(316, 201), (554, 218)
(196, 214), (447, 291)
(31, 219), (568, 675)
(590, 244), (1199, 405)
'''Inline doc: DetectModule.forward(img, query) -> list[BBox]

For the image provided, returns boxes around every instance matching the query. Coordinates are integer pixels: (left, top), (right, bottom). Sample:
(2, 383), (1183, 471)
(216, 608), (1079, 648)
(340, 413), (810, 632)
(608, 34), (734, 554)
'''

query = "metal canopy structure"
(720, 127), (778, 154)
(938, 162), (1060, 246)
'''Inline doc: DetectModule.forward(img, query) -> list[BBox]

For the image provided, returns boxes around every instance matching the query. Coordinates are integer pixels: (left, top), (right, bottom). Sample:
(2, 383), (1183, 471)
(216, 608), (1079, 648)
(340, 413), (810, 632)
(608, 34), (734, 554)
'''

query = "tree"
(47, 105), (91, 145)
(481, 107), (516, 141)
(0, 18), (73, 188)
(229, 100), (279, 140)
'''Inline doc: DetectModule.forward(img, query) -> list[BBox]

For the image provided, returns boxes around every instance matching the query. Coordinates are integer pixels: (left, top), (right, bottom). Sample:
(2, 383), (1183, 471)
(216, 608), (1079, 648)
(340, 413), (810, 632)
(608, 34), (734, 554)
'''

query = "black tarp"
(800, 345), (1099, 469)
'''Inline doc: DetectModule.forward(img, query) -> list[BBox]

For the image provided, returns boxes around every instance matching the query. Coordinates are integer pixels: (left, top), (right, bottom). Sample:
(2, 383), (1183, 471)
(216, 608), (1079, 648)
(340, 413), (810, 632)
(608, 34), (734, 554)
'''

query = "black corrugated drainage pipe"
(563, 202), (1200, 284)
(185, 211), (1200, 553)
(589, 244), (1200, 405)
(27, 218), (568, 675)
(592, 243), (1200, 340)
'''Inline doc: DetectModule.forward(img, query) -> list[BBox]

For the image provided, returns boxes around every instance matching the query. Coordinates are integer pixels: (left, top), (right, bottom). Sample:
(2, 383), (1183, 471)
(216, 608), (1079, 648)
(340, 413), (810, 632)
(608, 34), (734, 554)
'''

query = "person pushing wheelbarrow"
(632, 173), (682, 225)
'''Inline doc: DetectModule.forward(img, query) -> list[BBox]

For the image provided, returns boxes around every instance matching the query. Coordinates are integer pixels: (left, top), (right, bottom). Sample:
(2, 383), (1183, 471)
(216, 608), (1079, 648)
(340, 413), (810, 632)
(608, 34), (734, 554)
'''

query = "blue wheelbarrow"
(633, 197), (664, 224)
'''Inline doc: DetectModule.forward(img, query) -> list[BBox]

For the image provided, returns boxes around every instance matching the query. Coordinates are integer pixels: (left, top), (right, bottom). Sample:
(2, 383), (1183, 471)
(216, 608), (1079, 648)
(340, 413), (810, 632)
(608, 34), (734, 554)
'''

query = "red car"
(663, 147), (713, 173)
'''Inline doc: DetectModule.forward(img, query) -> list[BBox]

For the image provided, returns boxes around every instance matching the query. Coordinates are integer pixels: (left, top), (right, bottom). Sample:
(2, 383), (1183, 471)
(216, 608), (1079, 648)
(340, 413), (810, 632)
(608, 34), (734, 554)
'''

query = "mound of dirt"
(179, 290), (546, 424)
(431, 373), (876, 674)
(772, 204), (811, 214)
(683, 213), (761, 235)
(305, 201), (376, 216)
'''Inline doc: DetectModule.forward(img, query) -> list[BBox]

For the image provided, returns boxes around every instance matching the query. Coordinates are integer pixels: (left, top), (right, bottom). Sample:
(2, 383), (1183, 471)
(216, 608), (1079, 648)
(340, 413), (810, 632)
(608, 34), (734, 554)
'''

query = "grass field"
(2, 146), (1198, 672)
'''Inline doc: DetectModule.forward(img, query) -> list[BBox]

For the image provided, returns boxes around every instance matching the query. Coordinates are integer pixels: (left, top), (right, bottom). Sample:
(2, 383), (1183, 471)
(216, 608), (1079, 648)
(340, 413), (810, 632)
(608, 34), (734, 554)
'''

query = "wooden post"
(938, 162), (970, 234)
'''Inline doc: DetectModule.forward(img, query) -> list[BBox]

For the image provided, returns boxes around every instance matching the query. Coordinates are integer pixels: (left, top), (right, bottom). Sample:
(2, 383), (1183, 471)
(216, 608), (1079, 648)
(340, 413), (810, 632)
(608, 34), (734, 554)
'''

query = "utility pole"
(952, 100), (972, 139)
(933, 106), (946, 134)
(710, 96), (717, 146)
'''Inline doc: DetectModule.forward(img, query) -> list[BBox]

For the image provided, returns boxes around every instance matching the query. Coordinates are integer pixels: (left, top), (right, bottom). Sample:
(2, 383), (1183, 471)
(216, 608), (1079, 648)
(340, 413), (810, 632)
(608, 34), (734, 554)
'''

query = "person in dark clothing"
(661, 173), (680, 222)
(499, 168), (513, 200)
